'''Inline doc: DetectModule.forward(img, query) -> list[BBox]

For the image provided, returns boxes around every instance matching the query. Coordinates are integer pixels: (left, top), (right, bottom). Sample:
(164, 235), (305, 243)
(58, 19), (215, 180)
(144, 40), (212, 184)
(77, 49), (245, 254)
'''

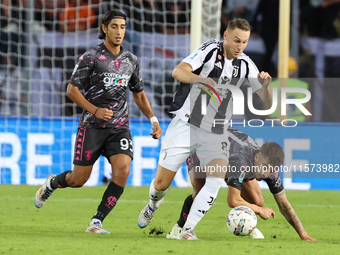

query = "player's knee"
(114, 165), (130, 180)
(153, 178), (168, 191)
(120, 167), (130, 179)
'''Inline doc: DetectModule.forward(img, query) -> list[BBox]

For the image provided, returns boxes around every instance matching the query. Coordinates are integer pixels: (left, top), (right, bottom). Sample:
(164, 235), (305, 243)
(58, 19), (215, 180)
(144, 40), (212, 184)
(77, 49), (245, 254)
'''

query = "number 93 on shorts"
(73, 127), (133, 166)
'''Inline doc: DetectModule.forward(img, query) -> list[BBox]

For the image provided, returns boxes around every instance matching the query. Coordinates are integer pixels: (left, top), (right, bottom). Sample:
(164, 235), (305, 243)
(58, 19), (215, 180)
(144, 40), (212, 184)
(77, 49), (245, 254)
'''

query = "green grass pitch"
(1, 185), (340, 254)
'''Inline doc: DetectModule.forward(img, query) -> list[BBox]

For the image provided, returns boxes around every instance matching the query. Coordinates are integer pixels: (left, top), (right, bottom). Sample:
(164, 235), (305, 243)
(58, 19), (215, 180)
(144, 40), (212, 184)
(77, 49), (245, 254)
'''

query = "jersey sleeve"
(69, 50), (95, 89)
(128, 61), (144, 93)
(225, 149), (257, 191)
(264, 172), (284, 194)
(182, 39), (217, 72)
(225, 153), (245, 191)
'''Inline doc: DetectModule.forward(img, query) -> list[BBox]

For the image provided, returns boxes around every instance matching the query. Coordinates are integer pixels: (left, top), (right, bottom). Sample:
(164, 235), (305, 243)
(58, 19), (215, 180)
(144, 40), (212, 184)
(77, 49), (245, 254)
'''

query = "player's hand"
(258, 71), (272, 88)
(94, 108), (113, 121)
(258, 207), (275, 220)
(150, 122), (162, 139)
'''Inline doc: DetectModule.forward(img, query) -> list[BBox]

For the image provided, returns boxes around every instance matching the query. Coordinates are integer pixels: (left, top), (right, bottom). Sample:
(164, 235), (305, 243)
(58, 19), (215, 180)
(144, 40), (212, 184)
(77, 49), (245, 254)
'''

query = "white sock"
(148, 179), (168, 210)
(183, 177), (224, 230)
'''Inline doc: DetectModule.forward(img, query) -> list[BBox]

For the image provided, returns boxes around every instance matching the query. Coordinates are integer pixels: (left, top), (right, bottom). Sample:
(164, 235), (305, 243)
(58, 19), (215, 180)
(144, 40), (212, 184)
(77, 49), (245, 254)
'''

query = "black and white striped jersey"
(169, 39), (262, 134)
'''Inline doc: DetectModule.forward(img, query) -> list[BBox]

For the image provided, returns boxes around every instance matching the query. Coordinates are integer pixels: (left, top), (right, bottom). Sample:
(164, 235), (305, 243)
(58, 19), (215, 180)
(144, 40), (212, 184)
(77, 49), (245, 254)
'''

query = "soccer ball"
(226, 206), (257, 236)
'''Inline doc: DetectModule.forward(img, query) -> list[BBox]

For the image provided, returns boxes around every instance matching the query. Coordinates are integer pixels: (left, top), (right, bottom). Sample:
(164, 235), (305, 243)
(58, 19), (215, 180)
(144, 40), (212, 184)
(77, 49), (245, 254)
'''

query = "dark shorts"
(73, 127), (133, 166)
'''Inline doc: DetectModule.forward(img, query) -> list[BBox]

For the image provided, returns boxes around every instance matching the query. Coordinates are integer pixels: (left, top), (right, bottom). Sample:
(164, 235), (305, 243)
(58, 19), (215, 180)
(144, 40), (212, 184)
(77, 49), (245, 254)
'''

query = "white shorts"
(158, 116), (230, 172)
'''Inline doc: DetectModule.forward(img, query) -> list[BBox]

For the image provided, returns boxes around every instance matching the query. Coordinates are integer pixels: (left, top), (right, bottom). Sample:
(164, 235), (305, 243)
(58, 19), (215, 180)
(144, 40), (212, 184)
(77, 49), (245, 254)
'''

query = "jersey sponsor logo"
(99, 55), (107, 60)
(103, 73), (129, 87)
(215, 62), (222, 69)
(221, 75), (231, 84)
(215, 76), (232, 99)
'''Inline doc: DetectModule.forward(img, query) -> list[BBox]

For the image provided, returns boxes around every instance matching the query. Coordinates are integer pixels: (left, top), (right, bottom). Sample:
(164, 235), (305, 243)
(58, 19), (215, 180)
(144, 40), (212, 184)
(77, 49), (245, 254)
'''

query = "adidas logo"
(215, 62), (222, 69)
(99, 55), (107, 60)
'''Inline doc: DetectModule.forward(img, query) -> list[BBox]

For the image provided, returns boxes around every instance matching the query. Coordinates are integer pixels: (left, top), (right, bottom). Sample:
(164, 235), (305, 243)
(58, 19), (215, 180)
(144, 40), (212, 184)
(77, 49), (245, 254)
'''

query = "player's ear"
(102, 24), (107, 34)
(254, 153), (259, 163)
(223, 30), (227, 40)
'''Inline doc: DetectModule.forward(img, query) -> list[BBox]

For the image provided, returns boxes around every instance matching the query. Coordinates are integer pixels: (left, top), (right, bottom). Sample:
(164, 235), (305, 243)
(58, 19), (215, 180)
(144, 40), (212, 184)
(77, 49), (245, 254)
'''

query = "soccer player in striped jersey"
(138, 18), (272, 240)
(34, 10), (162, 234)
(166, 128), (317, 241)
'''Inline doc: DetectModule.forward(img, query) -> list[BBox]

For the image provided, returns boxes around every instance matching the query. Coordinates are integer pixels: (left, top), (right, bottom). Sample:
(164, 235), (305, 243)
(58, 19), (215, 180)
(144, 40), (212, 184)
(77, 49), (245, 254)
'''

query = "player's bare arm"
(274, 189), (318, 241)
(133, 91), (162, 139)
(172, 62), (216, 87)
(66, 83), (113, 121)
(227, 186), (275, 220)
(256, 71), (273, 104)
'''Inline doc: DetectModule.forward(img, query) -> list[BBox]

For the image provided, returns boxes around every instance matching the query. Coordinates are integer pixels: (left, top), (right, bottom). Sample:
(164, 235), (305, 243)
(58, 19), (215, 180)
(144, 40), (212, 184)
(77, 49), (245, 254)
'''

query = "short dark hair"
(227, 18), (251, 32)
(259, 142), (284, 167)
(98, 10), (127, 40)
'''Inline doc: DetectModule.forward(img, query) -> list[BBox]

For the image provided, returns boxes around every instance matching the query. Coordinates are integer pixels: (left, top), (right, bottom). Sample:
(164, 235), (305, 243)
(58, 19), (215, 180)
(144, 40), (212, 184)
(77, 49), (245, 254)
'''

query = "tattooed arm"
(273, 190), (317, 241)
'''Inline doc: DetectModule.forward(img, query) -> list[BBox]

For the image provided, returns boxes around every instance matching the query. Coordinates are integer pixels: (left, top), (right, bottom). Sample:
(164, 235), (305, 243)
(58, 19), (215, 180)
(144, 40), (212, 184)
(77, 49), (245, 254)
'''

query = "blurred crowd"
(2, 0), (340, 37)
(1, 0), (340, 121)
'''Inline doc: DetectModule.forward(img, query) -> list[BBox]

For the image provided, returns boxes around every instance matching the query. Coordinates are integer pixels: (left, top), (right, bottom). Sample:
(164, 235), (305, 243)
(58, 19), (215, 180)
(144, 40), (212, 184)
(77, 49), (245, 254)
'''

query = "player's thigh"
(241, 179), (264, 207)
(73, 127), (106, 166)
(104, 129), (133, 185)
(196, 129), (230, 178)
(158, 116), (193, 174)
(104, 129), (133, 162)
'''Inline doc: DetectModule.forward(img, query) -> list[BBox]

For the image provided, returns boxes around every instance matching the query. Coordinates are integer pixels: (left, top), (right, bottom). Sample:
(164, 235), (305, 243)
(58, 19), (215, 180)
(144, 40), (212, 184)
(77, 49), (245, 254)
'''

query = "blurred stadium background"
(0, 0), (339, 189)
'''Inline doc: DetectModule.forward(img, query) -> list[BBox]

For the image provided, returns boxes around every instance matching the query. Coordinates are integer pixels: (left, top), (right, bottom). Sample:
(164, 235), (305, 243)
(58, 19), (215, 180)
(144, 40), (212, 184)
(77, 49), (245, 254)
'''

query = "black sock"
(177, 194), (194, 228)
(50, 171), (72, 189)
(92, 181), (124, 222)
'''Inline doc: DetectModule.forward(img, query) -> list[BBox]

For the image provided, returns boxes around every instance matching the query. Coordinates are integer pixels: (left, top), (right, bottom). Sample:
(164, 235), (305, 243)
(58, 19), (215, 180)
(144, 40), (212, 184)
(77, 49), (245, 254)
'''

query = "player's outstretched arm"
(256, 71), (273, 104)
(132, 91), (162, 139)
(228, 186), (275, 220)
(273, 189), (318, 241)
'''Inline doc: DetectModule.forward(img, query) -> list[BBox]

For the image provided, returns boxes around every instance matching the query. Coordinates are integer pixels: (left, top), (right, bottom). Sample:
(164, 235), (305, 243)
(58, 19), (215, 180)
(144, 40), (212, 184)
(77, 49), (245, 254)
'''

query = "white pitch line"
(1, 196), (340, 208)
